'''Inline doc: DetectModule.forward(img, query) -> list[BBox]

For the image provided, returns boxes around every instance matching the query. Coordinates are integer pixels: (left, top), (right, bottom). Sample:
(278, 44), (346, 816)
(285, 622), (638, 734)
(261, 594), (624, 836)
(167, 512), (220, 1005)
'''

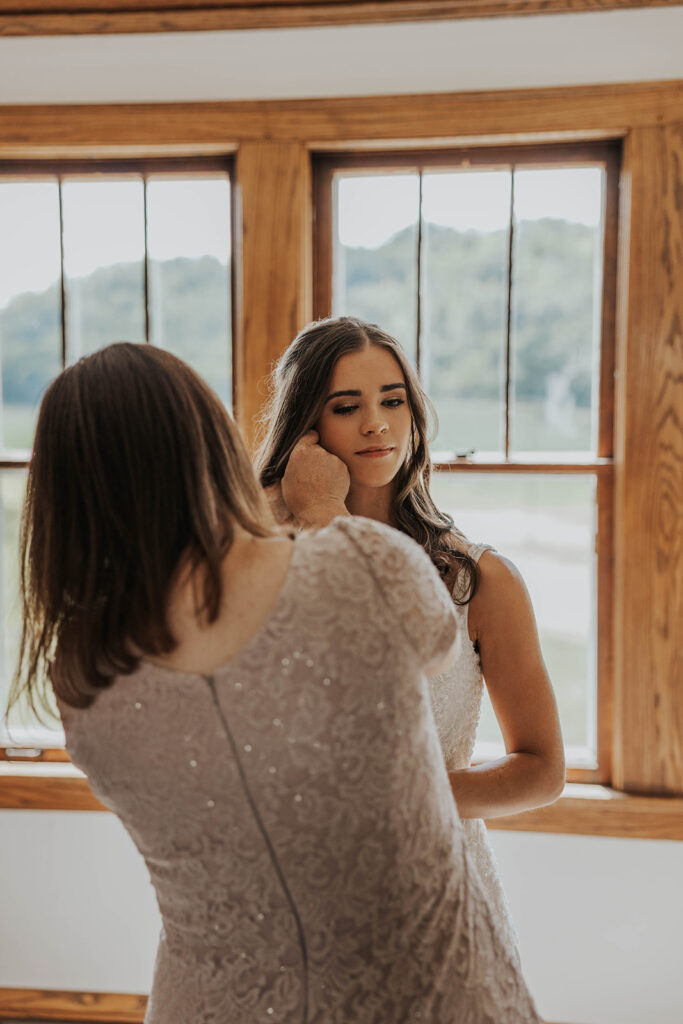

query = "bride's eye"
(332, 405), (358, 416)
(383, 398), (405, 408)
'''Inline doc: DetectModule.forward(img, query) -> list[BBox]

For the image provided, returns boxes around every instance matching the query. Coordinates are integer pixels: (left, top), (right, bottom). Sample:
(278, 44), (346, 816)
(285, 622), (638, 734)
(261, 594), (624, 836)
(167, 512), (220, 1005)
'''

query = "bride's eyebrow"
(325, 383), (406, 403)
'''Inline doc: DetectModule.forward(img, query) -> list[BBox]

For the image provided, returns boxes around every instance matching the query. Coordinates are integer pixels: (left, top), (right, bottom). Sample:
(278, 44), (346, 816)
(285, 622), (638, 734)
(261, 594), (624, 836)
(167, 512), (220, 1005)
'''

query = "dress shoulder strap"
(450, 541), (495, 603)
(466, 541), (496, 566)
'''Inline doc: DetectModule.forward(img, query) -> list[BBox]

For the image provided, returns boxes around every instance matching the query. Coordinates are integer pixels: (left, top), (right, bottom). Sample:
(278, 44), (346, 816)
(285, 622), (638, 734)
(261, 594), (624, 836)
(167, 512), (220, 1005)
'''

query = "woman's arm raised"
(448, 551), (566, 819)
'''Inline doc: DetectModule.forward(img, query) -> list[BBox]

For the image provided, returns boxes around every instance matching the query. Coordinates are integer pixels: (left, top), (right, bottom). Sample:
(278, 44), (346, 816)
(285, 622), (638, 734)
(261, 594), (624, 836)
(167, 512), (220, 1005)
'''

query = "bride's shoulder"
(476, 549), (523, 588)
(441, 534), (516, 607)
(469, 549), (531, 631)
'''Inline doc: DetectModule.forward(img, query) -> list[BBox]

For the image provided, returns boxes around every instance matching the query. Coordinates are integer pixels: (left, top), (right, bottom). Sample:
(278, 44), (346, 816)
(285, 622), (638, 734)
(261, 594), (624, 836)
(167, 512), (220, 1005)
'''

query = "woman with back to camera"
(8, 342), (541, 1023)
(257, 315), (566, 958)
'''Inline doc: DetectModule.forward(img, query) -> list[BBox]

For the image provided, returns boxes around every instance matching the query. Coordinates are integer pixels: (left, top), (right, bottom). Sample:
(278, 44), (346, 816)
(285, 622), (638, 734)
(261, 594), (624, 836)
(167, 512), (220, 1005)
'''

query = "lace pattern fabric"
(60, 517), (540, 1023)
(428, 541), (520, 957)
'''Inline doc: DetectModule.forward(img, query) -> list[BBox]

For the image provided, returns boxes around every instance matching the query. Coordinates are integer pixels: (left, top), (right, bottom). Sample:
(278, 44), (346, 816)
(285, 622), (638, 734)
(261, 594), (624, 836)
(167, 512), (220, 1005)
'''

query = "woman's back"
(60, 517), (540, 1024)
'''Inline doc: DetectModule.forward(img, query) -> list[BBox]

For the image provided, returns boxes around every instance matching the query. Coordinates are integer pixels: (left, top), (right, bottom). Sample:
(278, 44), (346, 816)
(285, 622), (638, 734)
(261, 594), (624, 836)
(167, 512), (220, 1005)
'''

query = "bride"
(258, 315), (566, 955)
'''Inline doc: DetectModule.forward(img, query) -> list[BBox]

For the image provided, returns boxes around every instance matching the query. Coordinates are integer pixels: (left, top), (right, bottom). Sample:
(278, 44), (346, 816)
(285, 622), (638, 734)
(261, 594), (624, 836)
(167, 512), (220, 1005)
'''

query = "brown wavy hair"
(256, 316), (478, 602)
(8, 342), (275, 719)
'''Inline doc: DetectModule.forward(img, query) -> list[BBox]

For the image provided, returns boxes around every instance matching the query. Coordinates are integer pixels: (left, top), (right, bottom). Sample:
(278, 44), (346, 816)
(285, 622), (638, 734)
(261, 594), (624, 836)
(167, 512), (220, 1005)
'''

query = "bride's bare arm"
(448, 551), (566, 819)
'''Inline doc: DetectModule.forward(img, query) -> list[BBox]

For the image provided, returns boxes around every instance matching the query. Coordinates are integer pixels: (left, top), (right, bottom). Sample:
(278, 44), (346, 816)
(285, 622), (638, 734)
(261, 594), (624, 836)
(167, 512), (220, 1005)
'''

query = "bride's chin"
(350, 468), (399, 489)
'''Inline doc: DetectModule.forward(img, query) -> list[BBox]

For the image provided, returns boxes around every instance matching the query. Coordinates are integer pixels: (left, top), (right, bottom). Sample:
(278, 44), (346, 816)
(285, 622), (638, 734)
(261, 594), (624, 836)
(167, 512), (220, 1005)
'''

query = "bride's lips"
(355, 445), (395, 458)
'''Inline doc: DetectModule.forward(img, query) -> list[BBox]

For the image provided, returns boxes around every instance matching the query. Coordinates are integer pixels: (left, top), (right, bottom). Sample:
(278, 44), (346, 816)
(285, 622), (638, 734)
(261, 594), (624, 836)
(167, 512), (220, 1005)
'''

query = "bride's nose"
(361, 413), (389, 435)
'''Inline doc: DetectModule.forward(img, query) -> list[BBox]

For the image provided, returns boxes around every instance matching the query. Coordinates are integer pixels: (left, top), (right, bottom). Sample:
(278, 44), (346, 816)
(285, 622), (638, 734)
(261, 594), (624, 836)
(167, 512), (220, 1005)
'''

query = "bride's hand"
(281, 430), (351, 528)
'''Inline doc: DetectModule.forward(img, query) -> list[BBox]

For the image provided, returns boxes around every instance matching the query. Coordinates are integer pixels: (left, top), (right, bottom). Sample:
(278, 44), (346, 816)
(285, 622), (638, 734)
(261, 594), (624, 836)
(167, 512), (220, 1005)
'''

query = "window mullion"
(143, 173), (151, 344)
(57, 174), (67, 369)
(416, 169), (424, 376)
(504, 168), (515, 461)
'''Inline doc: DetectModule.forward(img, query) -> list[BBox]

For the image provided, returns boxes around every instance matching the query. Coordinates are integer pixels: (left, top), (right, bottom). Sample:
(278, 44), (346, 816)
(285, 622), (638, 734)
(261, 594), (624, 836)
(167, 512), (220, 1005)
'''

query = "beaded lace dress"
(60, 517), (539, 1024)
(427, 541), (520, 959)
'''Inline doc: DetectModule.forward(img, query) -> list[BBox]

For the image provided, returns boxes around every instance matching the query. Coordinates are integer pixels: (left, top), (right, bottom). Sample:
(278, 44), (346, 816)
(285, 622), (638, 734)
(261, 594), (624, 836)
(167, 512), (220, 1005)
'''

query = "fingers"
(299, 429), (320, 446)
(288, 430), (320, 459)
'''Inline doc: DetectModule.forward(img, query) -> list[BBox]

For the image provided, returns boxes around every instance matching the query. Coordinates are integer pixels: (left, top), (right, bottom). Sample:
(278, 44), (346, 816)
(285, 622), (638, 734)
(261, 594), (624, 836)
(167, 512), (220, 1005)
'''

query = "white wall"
(1, 12), (682, 1023)
(1, 810), (682, 1024)
(1, 7), (683, 103)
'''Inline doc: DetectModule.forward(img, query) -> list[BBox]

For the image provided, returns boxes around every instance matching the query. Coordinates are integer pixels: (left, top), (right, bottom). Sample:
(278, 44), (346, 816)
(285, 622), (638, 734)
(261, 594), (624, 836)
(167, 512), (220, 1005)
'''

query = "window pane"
(431, 471), (597, 766)
(0, 470), (63, 746)
(333, 173), (419, 364)
(511, 167), (604, 454)
(147, 176), (232, 408)
(422, 171), (510, 455)
(62, 178), (146, 360)
(0, 181), (62, 450)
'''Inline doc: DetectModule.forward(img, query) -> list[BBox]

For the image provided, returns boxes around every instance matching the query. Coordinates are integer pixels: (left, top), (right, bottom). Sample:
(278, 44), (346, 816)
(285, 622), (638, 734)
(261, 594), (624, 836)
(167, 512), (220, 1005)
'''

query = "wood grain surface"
(612, 124), (683, 796)
(0, 0), (682, 37)
(0, 987), (146, 1022)
(0, 764), (108, 811)
(233, 141), (312, 450)
(488, 785), (683, 840)
(2, 81), (683, 158)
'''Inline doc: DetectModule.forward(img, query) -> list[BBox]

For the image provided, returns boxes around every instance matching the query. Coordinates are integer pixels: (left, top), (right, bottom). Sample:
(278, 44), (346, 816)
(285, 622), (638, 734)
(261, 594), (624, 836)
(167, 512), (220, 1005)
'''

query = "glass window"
(318, 145), (615, 778)
(421, 171), (511, 454)
(147, 176), (232, 408)
(62, 177), (147, 359)
(0, 180), (62, 451)
(334, 173), (420, 365)
(511, 167), (604, 454)
(431, 472), (598, 766)
(0, 160), (233, 750)
(0, 470), (62, 746)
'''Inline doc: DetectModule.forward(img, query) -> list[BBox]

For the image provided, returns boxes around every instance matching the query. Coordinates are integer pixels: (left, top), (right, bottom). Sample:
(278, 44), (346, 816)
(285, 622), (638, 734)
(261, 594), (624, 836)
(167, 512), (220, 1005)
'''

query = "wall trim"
(2, 80), (683, 158)
(0, 0), (682, 38)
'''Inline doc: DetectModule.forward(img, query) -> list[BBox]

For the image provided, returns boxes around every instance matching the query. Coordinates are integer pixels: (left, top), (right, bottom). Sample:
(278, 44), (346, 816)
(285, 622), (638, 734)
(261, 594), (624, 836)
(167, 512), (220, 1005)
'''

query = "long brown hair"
(256, 316), (478, 601)
(8, 342), (275, 718)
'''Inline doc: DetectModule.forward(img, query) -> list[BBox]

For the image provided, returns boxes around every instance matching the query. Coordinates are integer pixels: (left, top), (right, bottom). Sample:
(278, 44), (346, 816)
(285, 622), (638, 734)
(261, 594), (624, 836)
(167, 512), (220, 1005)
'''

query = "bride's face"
(314, 344), (412, 490)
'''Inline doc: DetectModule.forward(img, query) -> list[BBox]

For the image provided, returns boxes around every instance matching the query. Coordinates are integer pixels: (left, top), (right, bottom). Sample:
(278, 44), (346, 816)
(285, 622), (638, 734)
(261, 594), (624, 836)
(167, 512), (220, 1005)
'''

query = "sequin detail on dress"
(59, 516), (540, 1023)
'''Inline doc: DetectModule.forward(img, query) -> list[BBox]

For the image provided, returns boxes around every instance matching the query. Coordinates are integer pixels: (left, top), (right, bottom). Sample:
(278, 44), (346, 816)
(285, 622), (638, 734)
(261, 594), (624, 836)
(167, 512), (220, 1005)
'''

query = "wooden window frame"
(313, 142), (618, 786)
(0, 81), (680, 840)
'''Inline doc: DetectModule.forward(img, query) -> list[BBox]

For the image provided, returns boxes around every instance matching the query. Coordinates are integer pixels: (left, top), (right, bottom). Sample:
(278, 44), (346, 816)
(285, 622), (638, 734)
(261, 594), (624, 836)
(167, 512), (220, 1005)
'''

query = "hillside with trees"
(1, 218), (598, 450)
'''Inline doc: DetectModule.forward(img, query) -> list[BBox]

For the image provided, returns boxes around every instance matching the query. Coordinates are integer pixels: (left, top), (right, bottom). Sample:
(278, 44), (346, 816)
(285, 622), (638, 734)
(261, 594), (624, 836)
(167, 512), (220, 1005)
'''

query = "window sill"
(1, 766), (681, 840)
(0, 985), (147, 1023)
(485, 783), (683, 841)
(0, 984), (575, 1024)
(0, 761), (108, 812)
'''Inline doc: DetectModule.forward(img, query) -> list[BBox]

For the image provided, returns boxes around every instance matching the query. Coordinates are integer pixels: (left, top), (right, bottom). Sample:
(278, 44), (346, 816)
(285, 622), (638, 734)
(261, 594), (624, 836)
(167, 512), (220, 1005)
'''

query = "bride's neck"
(345, 481), (395, 525)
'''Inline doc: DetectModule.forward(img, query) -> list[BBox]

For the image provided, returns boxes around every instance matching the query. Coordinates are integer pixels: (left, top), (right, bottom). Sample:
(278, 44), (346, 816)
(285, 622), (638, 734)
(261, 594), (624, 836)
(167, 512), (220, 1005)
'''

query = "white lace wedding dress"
(428, 541), (520, 959)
